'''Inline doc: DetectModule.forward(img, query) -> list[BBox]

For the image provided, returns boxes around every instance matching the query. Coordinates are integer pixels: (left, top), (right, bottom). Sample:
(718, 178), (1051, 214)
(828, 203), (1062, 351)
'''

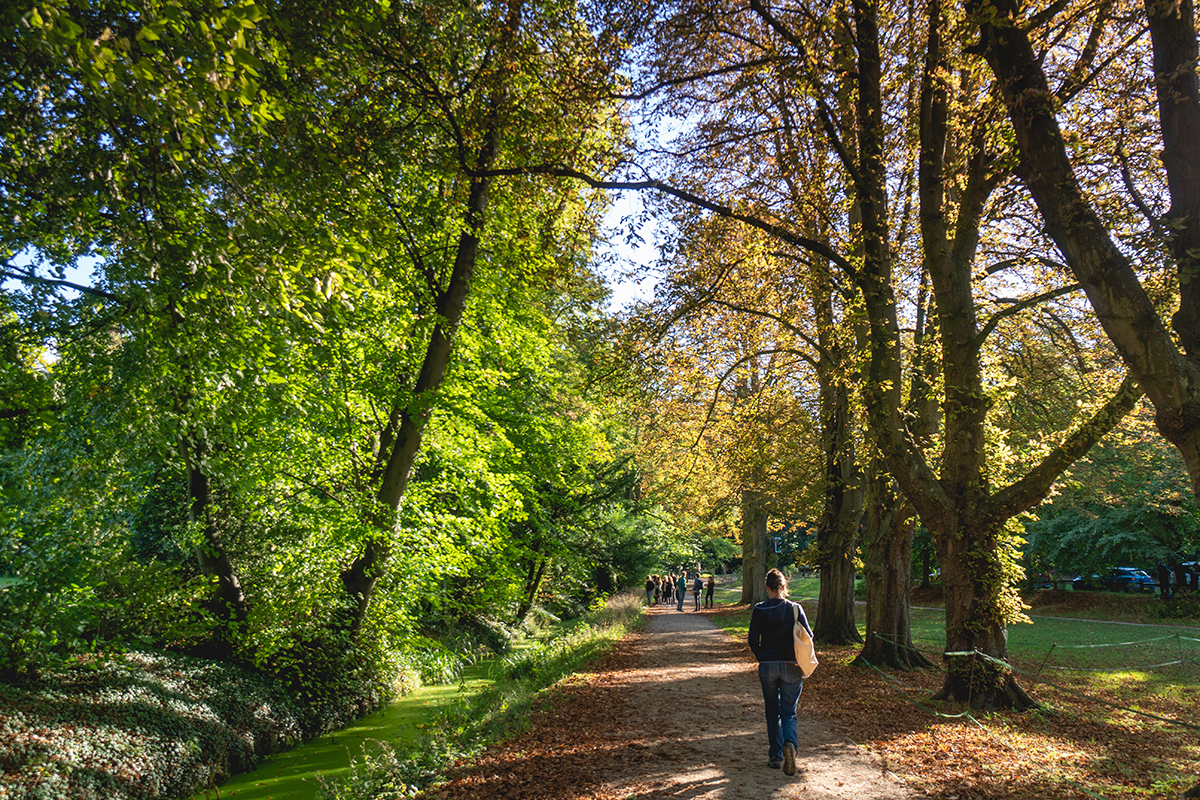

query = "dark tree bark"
(516, 556), (548, 622)
(856, 0), (1143, 708)
(856, 459), (932, 669)
(812, 327), (864, 644)
(739, 488), (770, 605)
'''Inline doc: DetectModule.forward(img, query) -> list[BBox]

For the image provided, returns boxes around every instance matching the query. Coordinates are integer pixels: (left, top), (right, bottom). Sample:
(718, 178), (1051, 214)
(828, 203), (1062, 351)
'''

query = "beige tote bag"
(792, 602), (819, 677)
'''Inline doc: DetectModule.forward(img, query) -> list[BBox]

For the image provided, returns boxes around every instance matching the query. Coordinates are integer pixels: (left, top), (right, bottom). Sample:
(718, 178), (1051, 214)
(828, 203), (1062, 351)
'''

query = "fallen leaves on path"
(435, 645), (644, 800)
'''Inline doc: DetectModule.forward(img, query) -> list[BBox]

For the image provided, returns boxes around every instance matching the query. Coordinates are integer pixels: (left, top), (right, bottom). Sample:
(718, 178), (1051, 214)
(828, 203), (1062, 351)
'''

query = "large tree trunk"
(739, 489), (769, 605)
(339, 189), (487, 631)
(856, 462), (932, 669)
(812, 373), (863, 644)
(932, 516), (1033, 709)
(338, 24), (517, 632)
(808, 249), (862, 644)
(516, 556), (548, 622)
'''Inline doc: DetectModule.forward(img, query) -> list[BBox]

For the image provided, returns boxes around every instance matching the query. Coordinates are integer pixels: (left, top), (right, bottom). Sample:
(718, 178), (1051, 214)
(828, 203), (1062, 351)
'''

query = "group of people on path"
(645, 571), (716, 611)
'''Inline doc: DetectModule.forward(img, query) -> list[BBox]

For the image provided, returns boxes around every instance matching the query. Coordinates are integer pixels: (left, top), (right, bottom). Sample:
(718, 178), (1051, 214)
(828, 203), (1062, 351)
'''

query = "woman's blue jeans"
(758, 661), (804, 761)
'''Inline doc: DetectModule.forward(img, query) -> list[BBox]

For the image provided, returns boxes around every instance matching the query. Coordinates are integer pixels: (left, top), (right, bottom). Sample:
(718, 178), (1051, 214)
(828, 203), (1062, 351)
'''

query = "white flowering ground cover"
(0, 651), (306, 800)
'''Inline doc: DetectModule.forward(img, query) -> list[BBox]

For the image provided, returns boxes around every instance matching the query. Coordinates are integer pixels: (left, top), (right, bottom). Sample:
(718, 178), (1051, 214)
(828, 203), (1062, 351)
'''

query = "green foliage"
(0, 1), (652, 794)
(1146, 594), (1200, 620)
(0, 651), (306, 800)
(1023, 404), (1200, 576)
(395, 637), (466, 688)
(314, 740), (454, 800)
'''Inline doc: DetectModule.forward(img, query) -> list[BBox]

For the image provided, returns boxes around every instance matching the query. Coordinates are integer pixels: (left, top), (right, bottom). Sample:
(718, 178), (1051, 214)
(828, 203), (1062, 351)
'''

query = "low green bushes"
(0, 651), (306, 800)
(1147, 592), (1200, 620)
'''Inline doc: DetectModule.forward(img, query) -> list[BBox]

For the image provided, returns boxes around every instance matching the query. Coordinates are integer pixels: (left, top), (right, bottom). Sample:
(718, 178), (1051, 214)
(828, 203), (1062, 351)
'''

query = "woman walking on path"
(676, 572), (688, 611)
(704, 574), (715, 608)
(748, 568), (812, 776)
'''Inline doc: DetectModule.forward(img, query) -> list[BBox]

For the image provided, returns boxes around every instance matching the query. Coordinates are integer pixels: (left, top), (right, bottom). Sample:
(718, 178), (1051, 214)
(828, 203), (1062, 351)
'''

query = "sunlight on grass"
(206, 663), (497, 800)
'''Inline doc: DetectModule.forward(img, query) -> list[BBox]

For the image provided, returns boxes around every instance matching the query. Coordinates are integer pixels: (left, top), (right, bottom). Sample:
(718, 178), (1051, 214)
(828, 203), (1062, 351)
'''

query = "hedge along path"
(438, 607), (915, 800)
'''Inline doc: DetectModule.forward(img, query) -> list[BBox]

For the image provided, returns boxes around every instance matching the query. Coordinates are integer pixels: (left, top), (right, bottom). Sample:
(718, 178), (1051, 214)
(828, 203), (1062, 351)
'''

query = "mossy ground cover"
(208, 662), (497, 800)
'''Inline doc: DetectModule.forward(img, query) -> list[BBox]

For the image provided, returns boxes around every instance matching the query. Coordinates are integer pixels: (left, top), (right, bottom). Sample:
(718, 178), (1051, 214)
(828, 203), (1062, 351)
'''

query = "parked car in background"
(1072, 567), (1156, 592)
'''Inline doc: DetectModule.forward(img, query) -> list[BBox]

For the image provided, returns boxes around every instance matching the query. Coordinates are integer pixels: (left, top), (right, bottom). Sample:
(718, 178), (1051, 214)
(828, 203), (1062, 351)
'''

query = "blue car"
(1073, 567), (1156, 593)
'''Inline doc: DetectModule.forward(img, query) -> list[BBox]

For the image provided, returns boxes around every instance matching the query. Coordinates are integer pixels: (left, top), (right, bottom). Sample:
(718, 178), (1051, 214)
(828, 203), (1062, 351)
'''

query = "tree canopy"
(2, 0), (1198, 728)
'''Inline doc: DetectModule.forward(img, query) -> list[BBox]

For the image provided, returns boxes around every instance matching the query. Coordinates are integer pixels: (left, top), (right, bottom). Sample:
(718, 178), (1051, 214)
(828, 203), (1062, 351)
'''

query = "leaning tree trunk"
(739, 489), (769, 605)
(969, 0), (1200, 504)
(340, 101), (504, 635)
(855, 461), (932, 669)
(516, 555), (548, 622)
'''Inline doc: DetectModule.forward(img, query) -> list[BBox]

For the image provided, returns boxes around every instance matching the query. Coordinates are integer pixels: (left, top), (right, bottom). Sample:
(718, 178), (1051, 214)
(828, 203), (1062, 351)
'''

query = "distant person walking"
(1157, 560), (1173, 599)
(676, 572), (688, 611)
(692, 573), (703, 610)
(705, 575), (715, 608)
(645, 575), (655, 606)
(748, 568), (812, 776)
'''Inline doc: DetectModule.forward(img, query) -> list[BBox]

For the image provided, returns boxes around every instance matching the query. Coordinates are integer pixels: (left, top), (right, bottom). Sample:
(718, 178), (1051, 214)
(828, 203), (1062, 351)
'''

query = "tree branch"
(1, 263), (122, 302)
(989, 373), (1143, 521)
(468, 165), (858, 277)
(974, 283), (1081, 348)
(616, 57), (788, 100)
(747, 0), (864, 189)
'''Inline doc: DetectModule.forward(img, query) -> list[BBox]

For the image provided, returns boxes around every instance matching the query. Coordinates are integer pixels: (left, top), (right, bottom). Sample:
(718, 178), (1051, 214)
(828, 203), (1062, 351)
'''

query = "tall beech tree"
(287, 0), (625, 635)
(0, 0), (625, 672)
(832, 0), (1142, 704)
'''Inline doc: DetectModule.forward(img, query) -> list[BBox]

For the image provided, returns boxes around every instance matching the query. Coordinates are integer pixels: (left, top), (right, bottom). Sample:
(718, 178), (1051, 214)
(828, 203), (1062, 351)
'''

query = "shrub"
(1147, 593), (1200, 620)
(315, 738), (471, 800)
(0, 651), (305, 800)
(262, 633), (389, 735)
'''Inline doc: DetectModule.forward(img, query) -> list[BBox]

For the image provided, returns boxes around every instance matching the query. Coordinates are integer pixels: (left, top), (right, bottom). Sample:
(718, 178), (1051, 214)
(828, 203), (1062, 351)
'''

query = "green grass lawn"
(206, 661), (497, 800)
(707, 586), (1200, 715)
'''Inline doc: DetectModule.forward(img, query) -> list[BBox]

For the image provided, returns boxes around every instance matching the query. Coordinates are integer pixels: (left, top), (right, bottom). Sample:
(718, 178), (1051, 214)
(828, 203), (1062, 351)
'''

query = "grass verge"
(314, 593), (646, 800)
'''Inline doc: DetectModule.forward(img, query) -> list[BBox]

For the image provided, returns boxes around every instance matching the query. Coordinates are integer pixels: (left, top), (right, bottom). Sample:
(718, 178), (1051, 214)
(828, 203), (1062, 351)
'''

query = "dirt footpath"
(437, 606), (917, 800)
